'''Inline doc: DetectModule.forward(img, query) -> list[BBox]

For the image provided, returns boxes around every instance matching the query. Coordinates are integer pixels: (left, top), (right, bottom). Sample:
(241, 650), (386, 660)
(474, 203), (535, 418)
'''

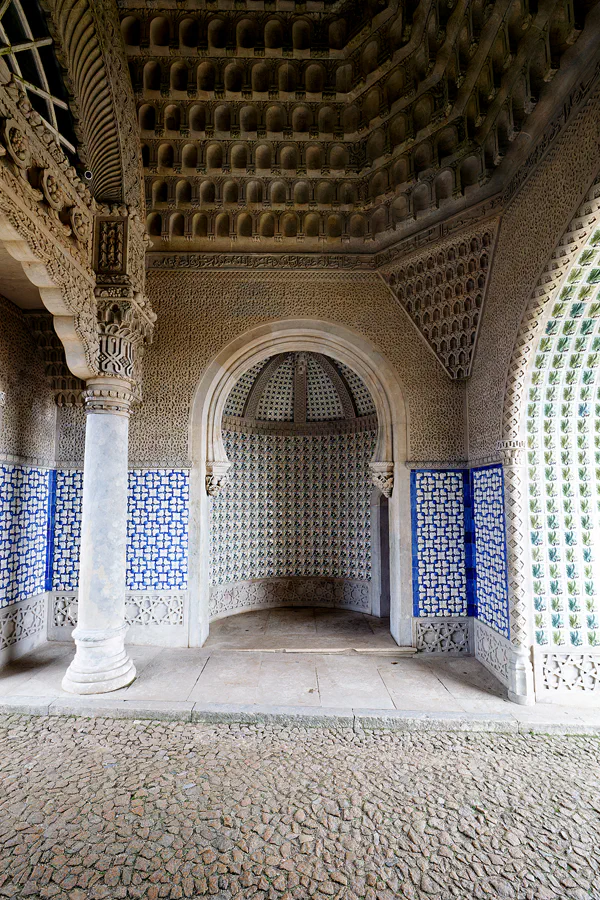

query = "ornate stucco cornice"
(42, 0), (144, 212)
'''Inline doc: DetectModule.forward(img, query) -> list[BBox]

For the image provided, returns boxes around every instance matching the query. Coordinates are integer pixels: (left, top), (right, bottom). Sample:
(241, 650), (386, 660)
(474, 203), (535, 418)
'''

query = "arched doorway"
(188, 319), (410, 647)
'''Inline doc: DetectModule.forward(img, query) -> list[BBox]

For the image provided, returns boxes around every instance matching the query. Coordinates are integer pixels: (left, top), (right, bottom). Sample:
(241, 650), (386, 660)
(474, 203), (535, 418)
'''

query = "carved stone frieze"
(414, 618), (472, 655)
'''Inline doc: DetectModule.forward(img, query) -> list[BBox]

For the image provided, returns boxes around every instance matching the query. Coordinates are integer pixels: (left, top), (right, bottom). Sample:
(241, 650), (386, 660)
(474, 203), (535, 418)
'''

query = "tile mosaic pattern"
(333, 361), (376, 417)
(0, 464), (50, 608)
(527, 232), (600, 649)
(127, 470), (190, 591)
(411, 470), (468, 617)
(223, 360), (266, 417)
(52, 470), (83, 591)
(210, 430), (376, 585)
(50, 469), (190, 592)
(306, 356), (344, 422)
(256, 355), (295, 421)
(471, 465), (510, 637)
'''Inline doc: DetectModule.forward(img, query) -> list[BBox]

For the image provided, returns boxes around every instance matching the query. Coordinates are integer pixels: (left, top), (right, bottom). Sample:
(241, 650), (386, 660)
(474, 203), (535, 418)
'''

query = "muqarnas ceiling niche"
(382, 223), (498, 378)
(119, 0), (590, 254)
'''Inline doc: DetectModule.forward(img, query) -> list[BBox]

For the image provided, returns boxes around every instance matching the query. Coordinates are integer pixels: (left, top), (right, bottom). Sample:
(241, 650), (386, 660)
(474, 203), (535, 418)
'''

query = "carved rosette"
(370, 461), (394, 498)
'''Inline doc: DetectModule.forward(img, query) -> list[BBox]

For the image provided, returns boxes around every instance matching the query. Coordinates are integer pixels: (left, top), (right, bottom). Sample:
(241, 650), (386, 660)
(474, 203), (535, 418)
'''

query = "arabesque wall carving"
(0, 298), (56, 463)
(131, 270), (465, 466)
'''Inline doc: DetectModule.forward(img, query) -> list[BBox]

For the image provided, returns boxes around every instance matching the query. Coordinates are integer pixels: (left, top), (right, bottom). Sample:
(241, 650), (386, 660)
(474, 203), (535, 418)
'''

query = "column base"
(507, 645), (535, 705)
(62, 625), (136, 695)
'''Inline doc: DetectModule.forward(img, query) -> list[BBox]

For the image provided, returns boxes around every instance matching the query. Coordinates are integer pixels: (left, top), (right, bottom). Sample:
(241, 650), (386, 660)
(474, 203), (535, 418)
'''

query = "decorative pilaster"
(497, 439), (535, 704)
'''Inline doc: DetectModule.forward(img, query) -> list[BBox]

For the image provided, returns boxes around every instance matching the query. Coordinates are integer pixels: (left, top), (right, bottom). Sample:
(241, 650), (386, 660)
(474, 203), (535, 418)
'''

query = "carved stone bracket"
(206, 461), (232, 497)
(370, 461), (394, 498)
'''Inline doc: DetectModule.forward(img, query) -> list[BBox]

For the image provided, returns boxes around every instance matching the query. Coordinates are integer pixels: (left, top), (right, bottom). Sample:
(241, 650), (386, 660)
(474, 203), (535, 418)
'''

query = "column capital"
(82, 376), (136, 416)
(370, 461), (394, 498)
(496, 439), (526, 467)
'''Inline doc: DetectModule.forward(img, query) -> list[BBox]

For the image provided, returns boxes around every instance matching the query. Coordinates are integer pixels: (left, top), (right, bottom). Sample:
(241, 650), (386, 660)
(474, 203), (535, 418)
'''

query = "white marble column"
(62, 377), (136, 694)
(498, 439), (536, 705)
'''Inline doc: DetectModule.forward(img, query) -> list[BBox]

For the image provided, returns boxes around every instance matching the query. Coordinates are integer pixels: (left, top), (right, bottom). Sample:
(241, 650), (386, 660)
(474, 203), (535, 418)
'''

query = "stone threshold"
(1, 696), (599, 735)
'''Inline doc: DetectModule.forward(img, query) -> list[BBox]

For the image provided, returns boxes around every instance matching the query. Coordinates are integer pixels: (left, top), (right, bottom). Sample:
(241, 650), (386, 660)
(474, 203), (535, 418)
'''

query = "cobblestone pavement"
(0, 716), (599, 900)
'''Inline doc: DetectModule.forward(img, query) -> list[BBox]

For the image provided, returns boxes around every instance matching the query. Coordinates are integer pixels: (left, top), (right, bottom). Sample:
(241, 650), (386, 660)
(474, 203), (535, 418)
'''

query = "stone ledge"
(0, 696), (599, 734)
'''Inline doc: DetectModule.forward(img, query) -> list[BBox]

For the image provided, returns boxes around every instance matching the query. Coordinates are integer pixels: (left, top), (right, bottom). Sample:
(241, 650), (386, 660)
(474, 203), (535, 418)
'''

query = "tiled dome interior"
(223, 351), (376, 422)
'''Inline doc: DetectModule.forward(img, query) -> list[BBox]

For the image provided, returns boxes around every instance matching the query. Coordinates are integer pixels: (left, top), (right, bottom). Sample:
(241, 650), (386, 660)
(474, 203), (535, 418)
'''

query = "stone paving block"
(191, 702), (355, 727)
(355, 708), (519, 733)
(0, 696), (52, 716)
(49, 698), (194, 721)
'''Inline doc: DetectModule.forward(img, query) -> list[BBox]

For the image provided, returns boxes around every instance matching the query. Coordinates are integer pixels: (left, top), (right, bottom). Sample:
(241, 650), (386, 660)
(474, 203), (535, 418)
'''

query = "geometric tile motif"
(333, 361), (376, 416)
(527, 232), (600, 649)
(52, 470), (83, 591)
(127, 470), (189, 591)
(210, 430), (376, 585)
(51, 469), (190, 592)
(223, 360), (266, 417)
(411, 470), (467, 617)
(0, 464), (50, 608)
(472, 465), (510, 637)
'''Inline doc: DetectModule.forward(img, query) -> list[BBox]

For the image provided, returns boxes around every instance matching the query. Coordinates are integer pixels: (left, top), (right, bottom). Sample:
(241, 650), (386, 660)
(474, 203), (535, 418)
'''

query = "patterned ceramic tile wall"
(210, 430), (376, 585)
(52, 470), (83, 591)
(410, 470), (469, 617)
(527, 231), (600, 649)
(50, 469), (190, 592)
(471, 465), (510, 637)
(0, 464), (51, 608)
(127, 470), (189, 590)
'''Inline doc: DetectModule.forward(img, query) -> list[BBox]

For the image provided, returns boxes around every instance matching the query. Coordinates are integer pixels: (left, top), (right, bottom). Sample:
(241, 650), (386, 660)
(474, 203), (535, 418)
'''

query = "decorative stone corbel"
(370, 461), (394, 498)
(206, 461), (232, 497)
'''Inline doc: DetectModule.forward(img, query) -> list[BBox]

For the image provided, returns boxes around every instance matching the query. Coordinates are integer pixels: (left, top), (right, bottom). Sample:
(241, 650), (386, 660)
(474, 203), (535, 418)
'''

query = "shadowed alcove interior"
(208, 349), (389, 625)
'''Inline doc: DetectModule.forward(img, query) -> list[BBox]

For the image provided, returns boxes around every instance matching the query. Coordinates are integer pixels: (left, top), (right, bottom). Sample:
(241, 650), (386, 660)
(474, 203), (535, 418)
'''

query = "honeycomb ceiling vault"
(119, 0), (596, 261)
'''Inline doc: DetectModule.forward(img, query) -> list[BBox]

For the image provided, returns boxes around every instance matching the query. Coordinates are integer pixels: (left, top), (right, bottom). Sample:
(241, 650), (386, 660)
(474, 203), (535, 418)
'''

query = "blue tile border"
(44, 469), (56, 592)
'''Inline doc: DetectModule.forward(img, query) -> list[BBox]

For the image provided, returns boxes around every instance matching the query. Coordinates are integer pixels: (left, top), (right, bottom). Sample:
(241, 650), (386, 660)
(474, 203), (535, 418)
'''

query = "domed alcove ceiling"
(222, 350), (377, 432)
(121, 0), (596, 258)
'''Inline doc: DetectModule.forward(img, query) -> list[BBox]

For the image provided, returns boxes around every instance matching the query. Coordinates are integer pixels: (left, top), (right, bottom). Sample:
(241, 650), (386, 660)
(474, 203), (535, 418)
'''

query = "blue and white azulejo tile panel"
(127, 470), (189, 591)
(0, 464), (50, 608)
(411, 470), (468, 617)
(52, 470), (83, 591)
(471, 465), (510, 637)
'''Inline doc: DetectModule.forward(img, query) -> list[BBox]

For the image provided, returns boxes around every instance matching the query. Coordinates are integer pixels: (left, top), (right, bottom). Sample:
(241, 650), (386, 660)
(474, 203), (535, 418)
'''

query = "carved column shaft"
(497, 439), (535, 704)
(62, 377), (136, 694)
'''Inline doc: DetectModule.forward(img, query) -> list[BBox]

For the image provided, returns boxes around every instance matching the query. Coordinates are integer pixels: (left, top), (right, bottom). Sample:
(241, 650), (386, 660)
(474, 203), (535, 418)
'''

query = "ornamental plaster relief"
(129, 270), (465, 465)
(468, 90), (600, 462)
(0, 297), (55, 464)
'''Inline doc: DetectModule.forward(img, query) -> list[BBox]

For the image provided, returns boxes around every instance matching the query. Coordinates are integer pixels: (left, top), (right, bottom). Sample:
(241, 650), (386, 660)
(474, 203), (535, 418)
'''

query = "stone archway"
(500, 170), (600, 703)
(188, 318), (411, 648)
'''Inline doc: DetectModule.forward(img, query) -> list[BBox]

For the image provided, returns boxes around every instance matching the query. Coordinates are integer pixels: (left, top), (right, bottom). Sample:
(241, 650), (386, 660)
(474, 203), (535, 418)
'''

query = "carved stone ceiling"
(118, 0), (595, 258)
